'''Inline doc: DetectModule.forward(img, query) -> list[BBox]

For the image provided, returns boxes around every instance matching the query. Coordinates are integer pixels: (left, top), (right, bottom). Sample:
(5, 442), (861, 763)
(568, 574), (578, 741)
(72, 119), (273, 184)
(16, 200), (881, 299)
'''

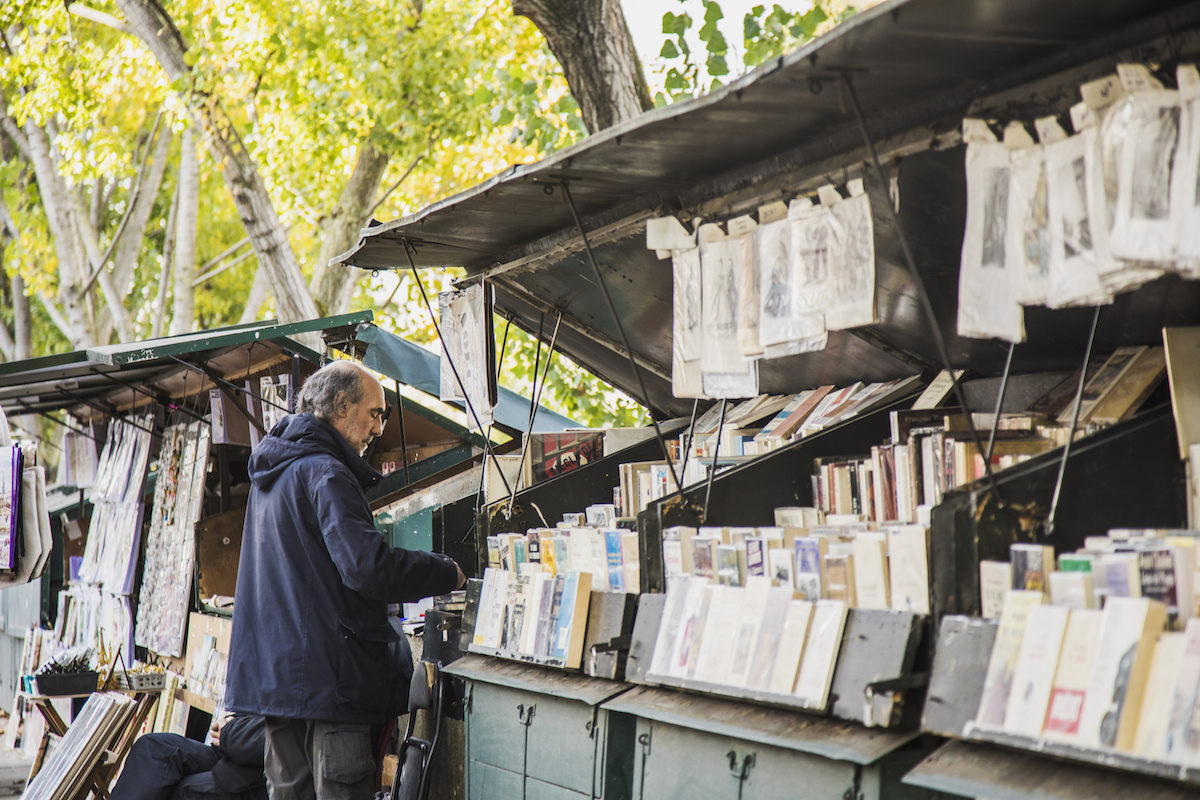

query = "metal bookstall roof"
(336, 0), (1200, 417)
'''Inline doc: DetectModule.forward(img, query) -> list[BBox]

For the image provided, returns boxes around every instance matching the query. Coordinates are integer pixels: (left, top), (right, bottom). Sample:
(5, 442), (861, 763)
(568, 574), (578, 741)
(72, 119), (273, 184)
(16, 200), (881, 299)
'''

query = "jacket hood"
(247, 414), (382, 492)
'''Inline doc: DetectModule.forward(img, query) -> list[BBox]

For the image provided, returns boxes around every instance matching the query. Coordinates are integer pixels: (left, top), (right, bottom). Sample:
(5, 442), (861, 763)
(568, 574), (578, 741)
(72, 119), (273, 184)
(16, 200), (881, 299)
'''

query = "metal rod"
(290, 353), (301, 414)
(395, 380), (411, 485)
(1046, 306), (1102, 536)
(560, 180), (684, 495)
(14, 401), (99, 441)
(88, 368), (206, 421)
(702, 400), (728, 523)
(476, 316), (513, 516)
(401, 238), (512, 498)
(167, 355), (289, 413)
(986, 341), (1017, 463)
(840, 73), (1004, 508)
(677, 398), (700, 495)
(57, 388), (158, 435)
(507, 313), (562, 514)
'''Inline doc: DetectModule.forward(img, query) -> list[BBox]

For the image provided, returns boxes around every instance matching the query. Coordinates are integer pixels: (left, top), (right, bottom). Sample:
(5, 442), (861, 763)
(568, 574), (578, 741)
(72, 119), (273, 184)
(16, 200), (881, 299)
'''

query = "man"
(111, 713), (266, 800)
(225, 361), (465, 799)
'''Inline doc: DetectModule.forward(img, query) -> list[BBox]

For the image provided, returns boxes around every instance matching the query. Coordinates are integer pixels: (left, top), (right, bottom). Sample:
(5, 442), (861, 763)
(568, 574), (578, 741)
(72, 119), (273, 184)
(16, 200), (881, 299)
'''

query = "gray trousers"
(264, 718), (375, 800)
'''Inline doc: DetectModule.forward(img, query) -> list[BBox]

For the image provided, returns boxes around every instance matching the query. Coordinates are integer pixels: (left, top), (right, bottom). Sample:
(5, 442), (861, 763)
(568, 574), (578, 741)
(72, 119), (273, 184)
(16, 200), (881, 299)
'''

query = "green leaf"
(706, 31), (727, 55)
(662, 11), (689, 36)
(706, 53), (729, 76)
(659, 39), (680, 59)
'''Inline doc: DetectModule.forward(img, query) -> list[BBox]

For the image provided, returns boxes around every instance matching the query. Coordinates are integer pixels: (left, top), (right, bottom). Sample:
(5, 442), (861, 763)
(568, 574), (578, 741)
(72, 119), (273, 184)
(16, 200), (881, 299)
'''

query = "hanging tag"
(1002, 121), (1036, 148)
(962, 118), (998, 144)
(1080, 74), (1126, 111)
(1034, 116), (1069, 144)
(817, 184), (843, 206)
(1067, 103), (1097, 133)
(698, 222), (727, 243)
(757, 200), (787, 224)
(1116, 63), (1163, 93)
(646, 216), (696, 251)
(727, 214), (758, 237)
(846, 178), (865, 198)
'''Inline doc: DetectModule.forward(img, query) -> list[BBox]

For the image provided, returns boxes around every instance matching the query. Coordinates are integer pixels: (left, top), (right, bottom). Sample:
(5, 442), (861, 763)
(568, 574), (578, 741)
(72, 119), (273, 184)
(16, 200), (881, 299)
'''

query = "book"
(1003, 604), (1070, 737)
(888, 526), (930, 614)
(774, 506), (823, 527)
(486, 537), (501, 569)
(648, 577), (694, 678)
(824, 554), (856, 607)
(1132, 631), (1186, 758)
(1025, 363), (1101, 418)
(621, 532), (640, 593)
(552, 537), (571, 574)
(1010, 543), (1055, 597)
(666, 577), (710, 679)
(1075, 597), (1167, 751)
(747, 586), (795, 690)
(1059, 346), (1146, 426)
(693, 585), (745, 686)
(974, 563), (1012, 618)
(539, 575), (565, 658)
(1059, 553), (1094, 572)
(1098, 553), (1142, 599)
(551, 572), (594, 669)
(911, 369), (962, 410)
(521, 573), (552, 655)
(852, 534), (890, 611)
(1137, 545), (1195, 624)
(587, 530), (611, 590)
(767, 547), (795, 589)
(502, 575), (531, 652)
(662, 539), (684, 577)
(1049, 571), (1095, 609)
(691, 536), (716, 580)
(766, 600), (814, 695)
(770, 386), (835, 440)
(474, 569), (499, 647)
(1164, 327), (1200, 458)
(793, 599), (849, 710)
(716, 544), (742, 587)
(727, 577), (772, 686)
(1089, 346), (1166, 425)
(794, 536), (827, 601)
(1165, 617), (1200, 765)
(1043, 608), (1104, 740)
(745, 537), (768, 579)
(976, 589), (1045, 727)
(604, 529), (626, 592)
(541, 535), (558, 576)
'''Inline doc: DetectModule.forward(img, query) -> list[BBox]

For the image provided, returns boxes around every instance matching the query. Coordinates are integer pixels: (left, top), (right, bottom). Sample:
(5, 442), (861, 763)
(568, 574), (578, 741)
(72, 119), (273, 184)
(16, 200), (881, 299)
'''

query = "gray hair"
(297, 362), (367, 421)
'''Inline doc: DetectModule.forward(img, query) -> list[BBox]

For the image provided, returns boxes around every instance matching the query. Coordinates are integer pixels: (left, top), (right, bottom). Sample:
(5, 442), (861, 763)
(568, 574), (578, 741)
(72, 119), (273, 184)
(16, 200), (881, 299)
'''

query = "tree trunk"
(113, 121), (174, 295)
(152, 177), (180, 339)
(12, 274), (31, 361)
(309, 137), (389, 316)
(511, 0), (652, 132)
(115, 0), (321, 325)
(171, 127), (199, 335)
(239, 265), (271, 324)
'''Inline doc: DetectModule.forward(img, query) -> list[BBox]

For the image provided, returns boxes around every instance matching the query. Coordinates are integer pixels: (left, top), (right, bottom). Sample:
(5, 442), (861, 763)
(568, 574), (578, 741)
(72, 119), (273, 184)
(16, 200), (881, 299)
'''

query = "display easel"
(27, 688), (161, 799)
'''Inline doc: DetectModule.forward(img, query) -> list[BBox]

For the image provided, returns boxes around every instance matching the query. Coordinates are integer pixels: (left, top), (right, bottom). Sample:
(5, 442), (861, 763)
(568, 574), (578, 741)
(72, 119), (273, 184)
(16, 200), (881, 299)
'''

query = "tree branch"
(67, 3), (132, 33)
(81, 107), (165, 294)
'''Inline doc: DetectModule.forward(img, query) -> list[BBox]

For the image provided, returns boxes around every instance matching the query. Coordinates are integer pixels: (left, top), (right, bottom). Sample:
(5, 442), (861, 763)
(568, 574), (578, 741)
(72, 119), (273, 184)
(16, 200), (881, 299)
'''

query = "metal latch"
(862, 672), (929, 727)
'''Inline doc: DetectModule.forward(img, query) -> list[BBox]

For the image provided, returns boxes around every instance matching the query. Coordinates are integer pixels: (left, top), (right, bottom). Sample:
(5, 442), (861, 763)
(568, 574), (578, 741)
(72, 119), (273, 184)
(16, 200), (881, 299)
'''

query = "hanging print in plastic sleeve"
(1044, 122), (1112, 309)
(957, 119), (1025, 342)
(825, 180), (879, 331)
(757, 207), (825, 358)
(1109, 64), (1181, 265)
(730, 215), (764, 360)
(1171, 65), (1200, 275)
(1004, 123), (1052, 306)
(670, 241), (705, 399)
(700, 223), (759, 399)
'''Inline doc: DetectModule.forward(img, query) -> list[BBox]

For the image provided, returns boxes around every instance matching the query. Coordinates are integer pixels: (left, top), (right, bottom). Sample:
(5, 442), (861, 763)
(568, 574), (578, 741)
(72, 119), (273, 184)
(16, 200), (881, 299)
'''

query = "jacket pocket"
(334, 618), (395, 712)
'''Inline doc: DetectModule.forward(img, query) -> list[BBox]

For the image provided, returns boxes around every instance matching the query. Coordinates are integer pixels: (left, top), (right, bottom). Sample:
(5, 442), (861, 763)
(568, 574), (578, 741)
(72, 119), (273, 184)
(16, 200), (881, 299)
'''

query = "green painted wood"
(526, 777), (589, 800)
(468, 760), (524, 798)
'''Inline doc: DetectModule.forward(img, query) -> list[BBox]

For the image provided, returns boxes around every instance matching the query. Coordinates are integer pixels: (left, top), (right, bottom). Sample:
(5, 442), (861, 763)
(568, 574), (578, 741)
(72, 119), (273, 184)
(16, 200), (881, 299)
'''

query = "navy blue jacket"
(224, 414), (459, 724)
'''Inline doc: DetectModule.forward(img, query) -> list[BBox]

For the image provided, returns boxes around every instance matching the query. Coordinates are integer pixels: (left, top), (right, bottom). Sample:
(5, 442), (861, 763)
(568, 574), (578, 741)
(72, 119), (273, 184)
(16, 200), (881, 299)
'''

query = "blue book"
(551, 573), (579, 661)
(605, 529), (625, 592)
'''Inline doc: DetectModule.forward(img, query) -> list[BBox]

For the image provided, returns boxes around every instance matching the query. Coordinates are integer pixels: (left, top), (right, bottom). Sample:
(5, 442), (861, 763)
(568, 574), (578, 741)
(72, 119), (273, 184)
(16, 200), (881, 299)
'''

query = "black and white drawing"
(981, 166), (1010, 268)
(826, 184), (877, 330)
(1131, 106), (1179, 220)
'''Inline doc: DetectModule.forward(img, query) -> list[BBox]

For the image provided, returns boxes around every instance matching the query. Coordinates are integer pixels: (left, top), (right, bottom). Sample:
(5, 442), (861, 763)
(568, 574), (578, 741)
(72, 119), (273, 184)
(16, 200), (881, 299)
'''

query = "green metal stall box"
(444, 655), (635, 800)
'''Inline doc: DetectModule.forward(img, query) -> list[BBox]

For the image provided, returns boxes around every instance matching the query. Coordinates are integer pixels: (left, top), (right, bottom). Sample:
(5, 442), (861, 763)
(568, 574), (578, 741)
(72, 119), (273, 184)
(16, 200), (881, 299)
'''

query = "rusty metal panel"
(921, 616), (996, 739)
(194, 506), (247, 602)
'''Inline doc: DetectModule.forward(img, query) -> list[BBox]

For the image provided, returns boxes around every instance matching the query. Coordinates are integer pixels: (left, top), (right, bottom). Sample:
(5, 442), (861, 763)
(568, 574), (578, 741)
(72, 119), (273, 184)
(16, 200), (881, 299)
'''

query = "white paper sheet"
(825, 180), (878, 330)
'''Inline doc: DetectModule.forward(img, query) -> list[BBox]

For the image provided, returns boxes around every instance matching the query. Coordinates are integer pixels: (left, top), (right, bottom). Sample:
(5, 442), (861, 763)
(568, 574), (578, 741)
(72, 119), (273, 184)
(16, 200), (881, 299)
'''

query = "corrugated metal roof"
(337, 0), (1200, 415)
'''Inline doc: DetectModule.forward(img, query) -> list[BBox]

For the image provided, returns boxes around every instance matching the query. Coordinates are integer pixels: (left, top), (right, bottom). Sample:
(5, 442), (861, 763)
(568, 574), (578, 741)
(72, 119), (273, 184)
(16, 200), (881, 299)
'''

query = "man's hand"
(455, 562), (467, 589)
(209, 716), (225, 747)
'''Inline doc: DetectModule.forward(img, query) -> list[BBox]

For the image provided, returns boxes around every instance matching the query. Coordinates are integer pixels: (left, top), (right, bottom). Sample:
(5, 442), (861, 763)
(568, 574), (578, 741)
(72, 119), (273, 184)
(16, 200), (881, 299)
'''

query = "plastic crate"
(115, 672), (166, 691)
(35, 671), (99, 696)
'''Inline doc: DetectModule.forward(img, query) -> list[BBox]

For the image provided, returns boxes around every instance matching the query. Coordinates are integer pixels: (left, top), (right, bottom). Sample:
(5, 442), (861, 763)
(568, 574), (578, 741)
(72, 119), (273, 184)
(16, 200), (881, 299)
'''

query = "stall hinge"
(637, 728), (652, 757)
(518, 703), (536, 726)
(588, 634), (632, 676)
(464, 684), (473, 714)
(727, 750), (755, 800)
(585, 706), (599, 739)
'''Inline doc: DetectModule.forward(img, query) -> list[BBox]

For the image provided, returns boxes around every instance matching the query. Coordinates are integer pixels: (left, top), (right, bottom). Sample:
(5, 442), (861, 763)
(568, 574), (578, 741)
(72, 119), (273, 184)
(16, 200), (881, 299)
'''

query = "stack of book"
(485, 506), (641, 594)
(661, 506), (931, 615)
(646, 574), (850, 711)
(470, 568), (593, 669)
(970, 587), (1200, 767)
(980, 532), (1199, 626)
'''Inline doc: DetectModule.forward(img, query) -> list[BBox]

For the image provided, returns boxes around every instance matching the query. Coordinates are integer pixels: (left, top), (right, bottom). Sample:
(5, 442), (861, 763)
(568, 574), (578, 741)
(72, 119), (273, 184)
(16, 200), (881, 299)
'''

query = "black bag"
(386, 616), (415, 719)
